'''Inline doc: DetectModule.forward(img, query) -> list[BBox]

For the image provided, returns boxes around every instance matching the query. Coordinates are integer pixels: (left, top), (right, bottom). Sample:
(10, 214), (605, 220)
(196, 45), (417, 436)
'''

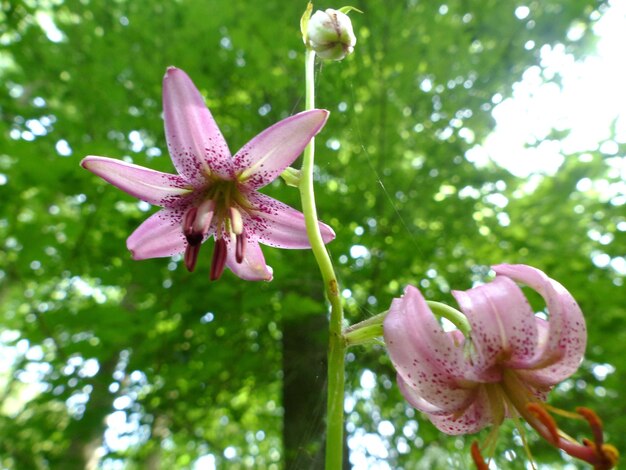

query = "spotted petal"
(163, 67), (233, 183)
(245, 193), (335, 248)
(224, 235), (273, 281)
(234, 109), (329, 189)
(427, 386), (494, 435)
(493, 264), (587, 385)
(452, 276), (539, 377)
(127, 209), (187, 259)
(383, 285), (473, 414)
(81, 156), (191, 207)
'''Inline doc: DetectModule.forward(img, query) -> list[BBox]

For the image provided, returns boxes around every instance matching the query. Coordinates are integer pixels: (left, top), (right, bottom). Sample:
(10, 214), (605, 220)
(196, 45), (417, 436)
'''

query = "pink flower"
(81, 67), (334, 281)
(384, 264), (617, 468)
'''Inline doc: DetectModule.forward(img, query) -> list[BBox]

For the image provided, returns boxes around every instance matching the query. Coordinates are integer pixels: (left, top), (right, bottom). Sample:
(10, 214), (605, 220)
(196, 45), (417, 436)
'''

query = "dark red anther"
(235, 232), (246, 263)
(183, 206), (204, 246)
(210, 238), (227, 281)
(182, 206), (198, 236)
(184, 243), (201, 272)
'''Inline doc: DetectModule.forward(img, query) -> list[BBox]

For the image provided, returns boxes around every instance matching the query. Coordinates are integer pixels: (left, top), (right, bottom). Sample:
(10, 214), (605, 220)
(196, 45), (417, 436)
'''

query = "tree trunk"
(62, 356), (118, 470)
(282, 313), (328, 470)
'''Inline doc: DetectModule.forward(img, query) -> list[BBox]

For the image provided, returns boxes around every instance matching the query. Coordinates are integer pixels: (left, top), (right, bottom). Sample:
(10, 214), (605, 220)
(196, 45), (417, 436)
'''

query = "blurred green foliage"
(0, 0), (624, 469)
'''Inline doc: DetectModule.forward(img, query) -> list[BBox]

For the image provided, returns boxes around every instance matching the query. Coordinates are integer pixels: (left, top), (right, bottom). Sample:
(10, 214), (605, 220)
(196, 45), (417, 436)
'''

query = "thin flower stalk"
(299, 47), (346, 469)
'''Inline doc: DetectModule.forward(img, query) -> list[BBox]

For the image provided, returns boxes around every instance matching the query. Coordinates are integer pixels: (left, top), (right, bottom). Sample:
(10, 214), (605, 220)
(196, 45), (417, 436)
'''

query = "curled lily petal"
(452, 276), (538, 376)
(163, 67), (232, 182)
(127, 209), (187, 259)
(427, 386), (495, 436)
(493, 264), (587, 384)
(80, 156), (191, 207)
(395, 374), (449, 415)
(384, 285), (473, 413)
(234, 109), (329, 189)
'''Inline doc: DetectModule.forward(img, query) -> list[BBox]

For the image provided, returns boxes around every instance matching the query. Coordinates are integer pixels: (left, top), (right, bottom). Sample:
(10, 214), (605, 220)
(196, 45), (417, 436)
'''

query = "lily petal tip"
(315, 108), (331, 124)
(321, 223), (336, 243)
(165, 65), (179, 76)
(80, 155), (97, 169)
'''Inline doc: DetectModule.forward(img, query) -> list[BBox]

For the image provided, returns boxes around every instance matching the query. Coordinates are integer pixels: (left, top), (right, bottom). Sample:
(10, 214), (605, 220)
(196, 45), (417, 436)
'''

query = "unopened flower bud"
(280, 166), (302, 187)
(307, 8), (356, 61)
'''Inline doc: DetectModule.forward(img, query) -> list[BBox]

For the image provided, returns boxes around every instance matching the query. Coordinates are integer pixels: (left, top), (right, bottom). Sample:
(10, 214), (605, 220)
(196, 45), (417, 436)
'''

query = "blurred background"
(1, 0), (624, 468)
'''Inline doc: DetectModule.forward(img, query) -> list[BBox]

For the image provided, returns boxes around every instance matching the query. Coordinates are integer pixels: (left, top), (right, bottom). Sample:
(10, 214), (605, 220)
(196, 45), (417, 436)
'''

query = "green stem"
(299, 48), (346, 470)
(425, 301), (472, 336)
(344, 301), (472, 348)
(344, 311), (387, 347)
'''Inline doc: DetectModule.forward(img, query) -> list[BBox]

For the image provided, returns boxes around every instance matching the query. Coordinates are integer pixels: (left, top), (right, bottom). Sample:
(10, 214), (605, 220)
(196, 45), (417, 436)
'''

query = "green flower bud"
(280, 166), (302, 187)
(307, 8), (356, 61)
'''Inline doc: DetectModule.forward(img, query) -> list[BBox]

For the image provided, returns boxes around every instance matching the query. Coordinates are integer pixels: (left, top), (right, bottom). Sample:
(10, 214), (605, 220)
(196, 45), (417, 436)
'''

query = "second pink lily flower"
(382, 265), (619, 468)
(82, 67), (334, 281)
(384, 264), (587, 435)
(383, 264), (618, 469)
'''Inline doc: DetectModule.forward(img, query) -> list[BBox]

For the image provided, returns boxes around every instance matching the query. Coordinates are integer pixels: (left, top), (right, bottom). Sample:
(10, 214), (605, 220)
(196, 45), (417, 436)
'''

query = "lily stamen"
(578, 407), (605, 447)
(236, 231), (247, 264)
(470, 442), (489, 470)
(210, 238), (228, 281)
(182, 206), (203, 271)
(192, 199), (215, 234)
(181, 202), (216, 272)
(183, 243), (201, 272)
(182, 206), (198, 237)
(524, 404), (618, 469)
(527, 403), (560, 444)
(230, 206), (244, 235)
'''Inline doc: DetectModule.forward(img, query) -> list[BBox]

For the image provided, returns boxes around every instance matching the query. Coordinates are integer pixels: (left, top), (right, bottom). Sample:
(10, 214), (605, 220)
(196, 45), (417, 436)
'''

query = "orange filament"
(577, 407), (619, 470)
(577, 407), (604, 446)
(527, 403), (559, 444)
(471, 442), (489, 470)
(525, 403), (618, 470)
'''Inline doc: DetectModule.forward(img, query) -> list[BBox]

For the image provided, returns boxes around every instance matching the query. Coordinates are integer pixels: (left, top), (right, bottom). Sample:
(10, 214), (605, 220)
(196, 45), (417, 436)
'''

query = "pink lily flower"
(81, 67), (334, 281)
(384, 264), (617, 469)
